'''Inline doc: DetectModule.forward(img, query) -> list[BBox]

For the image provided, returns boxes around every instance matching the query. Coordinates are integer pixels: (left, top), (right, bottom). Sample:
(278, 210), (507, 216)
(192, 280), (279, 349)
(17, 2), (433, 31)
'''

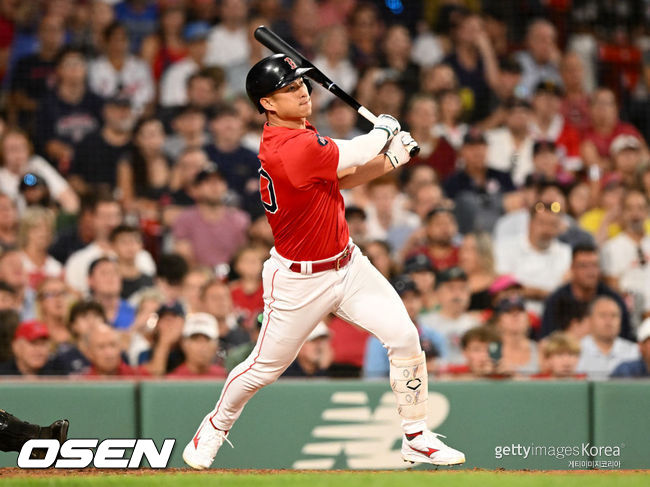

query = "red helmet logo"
(284, 57), (297, 70)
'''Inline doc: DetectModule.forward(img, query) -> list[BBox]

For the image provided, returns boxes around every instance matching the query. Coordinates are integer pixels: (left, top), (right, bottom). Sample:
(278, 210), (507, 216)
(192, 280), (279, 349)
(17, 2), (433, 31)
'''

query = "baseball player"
(183, 54), (465, 469)
(0, 409), (68, 459)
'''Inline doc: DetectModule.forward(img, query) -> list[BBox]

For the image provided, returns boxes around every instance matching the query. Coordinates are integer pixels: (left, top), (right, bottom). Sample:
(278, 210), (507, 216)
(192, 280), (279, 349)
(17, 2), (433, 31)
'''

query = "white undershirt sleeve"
(335, 129), (388, 171)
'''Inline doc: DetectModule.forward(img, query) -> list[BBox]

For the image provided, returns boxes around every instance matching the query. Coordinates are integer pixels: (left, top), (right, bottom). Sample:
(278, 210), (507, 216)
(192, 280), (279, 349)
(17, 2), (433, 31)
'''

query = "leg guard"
(389, 352), (428, 421)
(0, 409), (41, 453)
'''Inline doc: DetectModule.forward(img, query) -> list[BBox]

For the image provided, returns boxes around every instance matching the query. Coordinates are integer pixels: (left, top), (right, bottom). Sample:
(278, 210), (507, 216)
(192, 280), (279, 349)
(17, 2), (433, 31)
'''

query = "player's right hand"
(385, 131), (415, 169)
(373, 114), (400, 140)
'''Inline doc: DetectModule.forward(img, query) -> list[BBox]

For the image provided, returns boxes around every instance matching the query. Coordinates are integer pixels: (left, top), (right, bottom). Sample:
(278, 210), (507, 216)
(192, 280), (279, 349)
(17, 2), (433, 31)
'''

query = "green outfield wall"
(0, 380), (647, 470)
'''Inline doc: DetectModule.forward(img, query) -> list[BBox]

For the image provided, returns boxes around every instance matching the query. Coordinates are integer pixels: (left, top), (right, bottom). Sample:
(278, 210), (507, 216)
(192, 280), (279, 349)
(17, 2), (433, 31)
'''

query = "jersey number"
(259, 168), (278, 214)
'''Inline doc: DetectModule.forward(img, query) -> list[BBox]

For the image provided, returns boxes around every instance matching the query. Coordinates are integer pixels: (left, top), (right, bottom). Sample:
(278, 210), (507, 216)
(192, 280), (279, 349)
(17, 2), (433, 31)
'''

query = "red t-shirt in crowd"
(257, 121), (348, 261)
(167, 363), (227, 378)
(409, 245), (459, 271)
(583, 121), (643, 158)
(410, 137), (457, 182)
(328, 317), (371, 368)
(230, 281), (264, 329)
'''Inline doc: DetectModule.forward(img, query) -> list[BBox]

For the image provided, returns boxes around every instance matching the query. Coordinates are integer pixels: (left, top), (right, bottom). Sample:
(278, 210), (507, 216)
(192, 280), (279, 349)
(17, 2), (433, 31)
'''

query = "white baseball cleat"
(182, 415), (233, 470)
(401, 430), (466, 466)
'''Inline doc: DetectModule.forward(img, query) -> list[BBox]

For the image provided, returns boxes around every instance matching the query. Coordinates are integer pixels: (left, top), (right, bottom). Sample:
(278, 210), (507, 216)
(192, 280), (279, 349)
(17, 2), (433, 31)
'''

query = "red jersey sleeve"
(280, 130), (340, 189)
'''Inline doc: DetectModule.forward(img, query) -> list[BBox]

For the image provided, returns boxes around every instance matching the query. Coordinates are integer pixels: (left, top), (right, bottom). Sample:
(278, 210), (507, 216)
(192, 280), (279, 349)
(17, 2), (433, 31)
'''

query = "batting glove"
(385, 132), (417, 169)
(373, 114), (401, 140)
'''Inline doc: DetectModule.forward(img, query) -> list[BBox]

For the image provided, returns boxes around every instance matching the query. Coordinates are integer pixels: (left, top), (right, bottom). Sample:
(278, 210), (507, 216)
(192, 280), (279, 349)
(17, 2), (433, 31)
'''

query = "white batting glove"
(385, 131), (416, 169)
(373, 114), (400, 140)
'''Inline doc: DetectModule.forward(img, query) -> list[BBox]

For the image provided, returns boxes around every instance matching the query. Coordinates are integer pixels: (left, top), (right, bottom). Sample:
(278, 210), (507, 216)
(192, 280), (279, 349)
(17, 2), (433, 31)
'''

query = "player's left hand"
(373, 114), (401, 140)
(385, 131), (416, 169)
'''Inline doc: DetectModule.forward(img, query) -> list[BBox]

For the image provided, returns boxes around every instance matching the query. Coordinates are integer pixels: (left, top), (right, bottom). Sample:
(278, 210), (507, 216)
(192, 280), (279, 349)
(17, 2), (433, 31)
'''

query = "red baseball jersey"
(257, 121), (349, 261)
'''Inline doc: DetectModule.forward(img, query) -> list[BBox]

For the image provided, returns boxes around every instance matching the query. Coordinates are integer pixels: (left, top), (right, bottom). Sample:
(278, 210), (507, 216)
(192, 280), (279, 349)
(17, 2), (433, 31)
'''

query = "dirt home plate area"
(1, 468), (649, 487)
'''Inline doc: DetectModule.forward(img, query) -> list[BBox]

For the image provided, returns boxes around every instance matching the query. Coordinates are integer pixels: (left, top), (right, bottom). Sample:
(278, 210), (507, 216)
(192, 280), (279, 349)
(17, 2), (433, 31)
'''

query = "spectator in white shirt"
(88, 22), (154, 115)
(515, 19), (562, 98)
(495, 201), (571, 313)
(486, 97), (535, 187)
(18, 207), (62, 291)
(577, 296), (639, 379)
(159, 22), (210, 108)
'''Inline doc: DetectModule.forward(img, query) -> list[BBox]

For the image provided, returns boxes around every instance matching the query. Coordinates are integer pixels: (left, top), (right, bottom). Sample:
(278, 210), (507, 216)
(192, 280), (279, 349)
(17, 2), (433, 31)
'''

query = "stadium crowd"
(1, 0), (650, 381)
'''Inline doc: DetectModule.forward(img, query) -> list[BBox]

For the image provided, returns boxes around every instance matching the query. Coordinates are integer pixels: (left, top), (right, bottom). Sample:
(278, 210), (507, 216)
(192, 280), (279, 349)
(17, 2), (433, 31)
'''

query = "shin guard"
(389, 352), (428, 421)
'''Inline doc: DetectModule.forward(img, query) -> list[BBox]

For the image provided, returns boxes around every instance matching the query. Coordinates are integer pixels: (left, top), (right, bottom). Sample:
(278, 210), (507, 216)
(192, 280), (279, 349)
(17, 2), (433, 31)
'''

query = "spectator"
(610, 135), (644, 190)
(0, 193), (17, 250)
(0, 281), (18, 313)
(0, 320), (57, 376)
(200, 278), (249, 352)
(35, 277), (72, 346)
(347, 3), (382, 70)
(34, 46), (104, 173)
(117, 116), (170, 213)
(113, 0), (159, 52)
(0, 248), (36, 321)
(225, 310), (263, 373)
(363, 240), (396, 280)
(185, 68), (225, 116)
(140, 302), (186, 375)
(379, 24), (420, 96)
(611, 318), (650, 378)
(364, 176), (419, 255)
(320, 98), (362, 140)
(312, 25), (358, 108)
(442, 325), (501, 378)
(164, 147), (210, 228)
(229, 245), (264, 331)
(406, 208), (459, 271)
(577, 296), (639, 379)
(168, 313), (226, 378)
(536, 331), (583, 379)
(515, 19), (562, 97)
(601, 190), (650, 291)
(579, 174), (625, 245)
(159, 21), (210, 108)
(421, 267), (478, 366)
(402, 254), (437, 313)
(0, 128), (79, 213)
(51, 300), (106, 374)
(0, 309), (20, 361)
(109, 225), (154, 300)
(345, 206), (368, 247)
(18, 206), (62, 290)
(64, 195), (155, 294)
(78, 0), (116, 57)
(69, 94), (134, 194)
(486, 97), (534, 187)
(48, 194), (95, 264)
(8, 15), (65, 134)
(528, 141), (563, 183)
(181, 267), (213, 315)
(163, 106), (209, 161)
(283, 321), (333, 378)
(479, 56), (523, 131)
(410, 182), (446, 225)
(495, 202), (572, 312)
(84, 322), (144, 377)
(493, 295), (539, 376)
(444, 131), (516, 234)
(541, 243), (632, 340)
(560, 52), (591, 134)
(529, 80), (582, 172)
(433, 88), (468, 150)
(442, 12), (500, 122)
(580, 88), (645, 174)
(458, 232), (495, 311)
(172, 165), (250, 269)
(203, 105), (260, 212)
(140, 4), (187, 80)
(87, 257), (135, 330)
(155, 253), (189, 307)
(406, 94), (456, 182)
(88, 21), (155, 114)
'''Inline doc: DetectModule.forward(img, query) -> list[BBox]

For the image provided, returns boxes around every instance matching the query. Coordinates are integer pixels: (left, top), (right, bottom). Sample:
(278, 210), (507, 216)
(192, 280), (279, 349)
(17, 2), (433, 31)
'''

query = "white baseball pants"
(207, 244), (422, 431)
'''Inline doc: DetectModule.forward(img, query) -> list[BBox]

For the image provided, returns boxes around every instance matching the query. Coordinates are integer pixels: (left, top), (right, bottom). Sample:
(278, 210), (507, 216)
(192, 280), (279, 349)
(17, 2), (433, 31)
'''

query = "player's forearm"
(337, 154), (393, 189)
(334, 130), (389, 171)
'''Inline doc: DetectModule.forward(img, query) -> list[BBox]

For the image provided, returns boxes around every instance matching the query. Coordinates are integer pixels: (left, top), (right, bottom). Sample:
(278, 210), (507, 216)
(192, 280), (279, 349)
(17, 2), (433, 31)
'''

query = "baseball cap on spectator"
(183, 312), (218, 340)
(157, 302), (185, 318)
(306, 322), (330, 341)
(193, 164), (224, 185)
(462, 130), (487, 146)
(435, 267), (467, 288)
(345, 206), (366, 221)
(392, 275), (418, 296)
(105, 93), (132, 108)
(534, 79), (564, 97)
(503, 96), (532, 110)
(610, 134), (641, 156)
(14, 320), (50, 341)
(533, 140), (557, 156)
(636, 318), (650, 343)
(184, 21), (210, 42)
(488, 275), (522, 295)
(495, 295), (526, 314)
(403, 254), (435, 274)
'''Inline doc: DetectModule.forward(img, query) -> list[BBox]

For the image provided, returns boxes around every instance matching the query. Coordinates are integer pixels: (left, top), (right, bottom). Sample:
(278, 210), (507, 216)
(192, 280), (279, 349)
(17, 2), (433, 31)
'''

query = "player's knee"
(387, 323), (421, 358)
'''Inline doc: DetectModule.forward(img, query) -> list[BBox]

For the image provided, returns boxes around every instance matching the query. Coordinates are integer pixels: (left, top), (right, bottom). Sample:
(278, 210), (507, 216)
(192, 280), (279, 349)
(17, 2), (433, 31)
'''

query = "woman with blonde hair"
(458, 232), (495, 311)
(18, 206), (62, 290)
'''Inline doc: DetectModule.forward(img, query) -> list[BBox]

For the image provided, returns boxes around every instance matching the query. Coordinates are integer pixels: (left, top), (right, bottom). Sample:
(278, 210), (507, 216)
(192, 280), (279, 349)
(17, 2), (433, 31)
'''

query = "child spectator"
(18, 207), (62, 290)
(442, 325), (501, 378)
(168, 313), (226, 378)
(536, 331), (583, 379)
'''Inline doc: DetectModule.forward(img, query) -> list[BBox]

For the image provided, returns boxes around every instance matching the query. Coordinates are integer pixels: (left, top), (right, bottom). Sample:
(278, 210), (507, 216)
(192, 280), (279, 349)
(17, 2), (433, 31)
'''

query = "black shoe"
(29, 419), (70, 460)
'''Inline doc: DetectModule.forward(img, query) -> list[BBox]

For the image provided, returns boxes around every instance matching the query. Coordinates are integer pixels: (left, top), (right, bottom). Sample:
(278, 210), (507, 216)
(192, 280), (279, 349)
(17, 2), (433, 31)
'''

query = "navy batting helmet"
(246, 53), (312, 113)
